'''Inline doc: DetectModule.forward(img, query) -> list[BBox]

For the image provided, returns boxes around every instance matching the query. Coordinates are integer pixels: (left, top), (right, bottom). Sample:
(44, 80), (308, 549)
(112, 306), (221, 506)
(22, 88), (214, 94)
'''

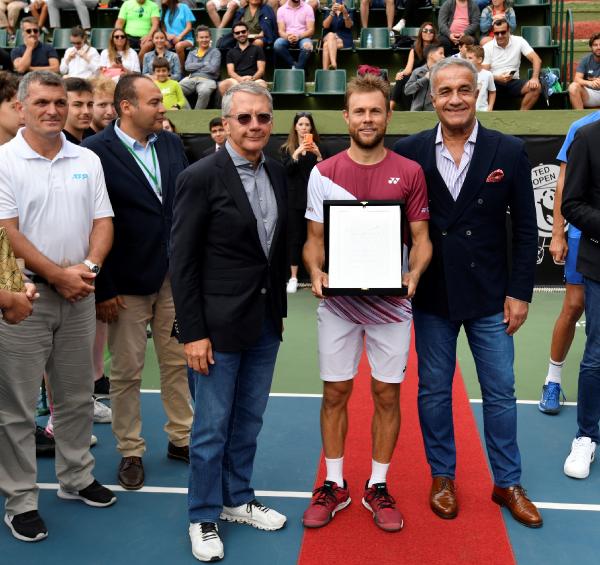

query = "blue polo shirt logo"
(72, 173), (89, 180)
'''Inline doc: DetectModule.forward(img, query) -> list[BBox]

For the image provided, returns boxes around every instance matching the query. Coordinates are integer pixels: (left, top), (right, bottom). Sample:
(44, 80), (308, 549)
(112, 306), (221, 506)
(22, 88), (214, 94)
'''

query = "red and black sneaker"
(362, 481), (404, 532)
(302, 480), (351, 528)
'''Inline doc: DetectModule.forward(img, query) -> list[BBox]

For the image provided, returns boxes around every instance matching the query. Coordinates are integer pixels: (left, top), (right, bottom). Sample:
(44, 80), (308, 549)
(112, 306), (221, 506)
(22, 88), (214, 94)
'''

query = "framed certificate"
(323, 200), (407, 296)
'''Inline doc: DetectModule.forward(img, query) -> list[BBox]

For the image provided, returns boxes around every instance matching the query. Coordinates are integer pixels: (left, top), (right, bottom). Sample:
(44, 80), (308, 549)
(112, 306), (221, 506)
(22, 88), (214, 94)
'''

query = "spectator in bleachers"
(360, 0), (394, 31)
(321, 0), (353, 71)
(46, 0), (97, 33)
(142, 29), (181, 80)
(482, 18), (541, 110)
(26, 0), (49, 34)
(59, 26), (101, 78)
(179, 25), (221, 109)
(453, 33), (474, 58)
(391, 21), (437, 110)
(206, 0), (240, 29)
(100, 28), (141, 80)
(231, 0), (277, 49)
(392, 0), (432, 33)
(201, 116), (226, 157)
(280, 111), (324, 293)
(153, 56), (187, 109)
(0, 71), (22, 144)
(11, 16), (59, 74)
(219, 21), (267, 96)
(437, 0), (480, 56)
(115, 0), (160, 63)
(274, 0), (315, 70)
(160, 0), (195, 71)
(568, 32), (600, 110)
(1, 0), (22, 39)
(404, 42), (444, 111)
(63, 77), (95, 143)
(479, 0), (515, 46)
(466, 44), (495, 110)
(90, 77), (116, 132)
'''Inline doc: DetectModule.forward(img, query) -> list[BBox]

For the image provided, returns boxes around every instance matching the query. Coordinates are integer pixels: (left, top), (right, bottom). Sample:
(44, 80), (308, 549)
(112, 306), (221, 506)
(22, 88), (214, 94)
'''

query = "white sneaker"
(564, 437), (596, 479)
(189, 522), (224, 562)
(90, 434), (98, 447)
(286, 277), (298, 293)
(392, 18), (405, 33)
(93, 398), (112, 423)
(220, 499), (286, 531)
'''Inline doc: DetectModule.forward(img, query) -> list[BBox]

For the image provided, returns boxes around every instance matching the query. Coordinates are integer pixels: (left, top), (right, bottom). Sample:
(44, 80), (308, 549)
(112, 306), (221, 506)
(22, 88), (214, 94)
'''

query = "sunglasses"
(138, 7), (144, 16)
(422, 28), (434, 33)
(24, 28), (40, 34)
(494, 30), (508, 36)
(295, 111), (312, 118)
(233, 29), (248, 35)
(113, 34), (126, 39)
(226, 112), (272, 125)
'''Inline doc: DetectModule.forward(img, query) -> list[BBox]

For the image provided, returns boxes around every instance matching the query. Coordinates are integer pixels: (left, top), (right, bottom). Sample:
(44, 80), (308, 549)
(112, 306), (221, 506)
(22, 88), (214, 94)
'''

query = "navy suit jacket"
(82, 123), (189, 303)
(394, 123), (538, 320)
(170, 148), (288, 352)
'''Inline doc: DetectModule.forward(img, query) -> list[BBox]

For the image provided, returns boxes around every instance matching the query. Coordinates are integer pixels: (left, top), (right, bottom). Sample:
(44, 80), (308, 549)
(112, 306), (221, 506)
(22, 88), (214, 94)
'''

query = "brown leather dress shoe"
(118, 456), (144, 490)
(167, 442), (190, 463)
(430, 476), (458, 519)
(492, 485), (543, 528)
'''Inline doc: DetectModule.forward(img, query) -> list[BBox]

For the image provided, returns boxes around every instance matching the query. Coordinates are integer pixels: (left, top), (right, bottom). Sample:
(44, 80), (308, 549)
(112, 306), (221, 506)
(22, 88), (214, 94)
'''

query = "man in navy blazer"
(394, 58), (543, 528)
(82, 74), (193, 491)
(170, 83), (287, 562)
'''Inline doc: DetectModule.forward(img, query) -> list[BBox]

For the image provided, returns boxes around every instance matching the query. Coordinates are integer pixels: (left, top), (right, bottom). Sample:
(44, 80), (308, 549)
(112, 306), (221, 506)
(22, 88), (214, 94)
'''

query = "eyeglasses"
(226, 112), (272, 125)
(295, 111), (312, 117)
(422, 28), (434, 33)
(113, 34), (126, 39)
(494, 30), (508, 36)
(233, 30), (248, 35)
(24, 28), (40, 34)
(138, 7), (144, 17)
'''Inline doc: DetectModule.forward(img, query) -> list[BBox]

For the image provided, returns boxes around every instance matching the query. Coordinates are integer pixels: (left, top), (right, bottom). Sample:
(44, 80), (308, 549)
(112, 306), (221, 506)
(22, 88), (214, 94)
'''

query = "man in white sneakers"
(561, 120), (600, 480)
(302, 74), (431, 532)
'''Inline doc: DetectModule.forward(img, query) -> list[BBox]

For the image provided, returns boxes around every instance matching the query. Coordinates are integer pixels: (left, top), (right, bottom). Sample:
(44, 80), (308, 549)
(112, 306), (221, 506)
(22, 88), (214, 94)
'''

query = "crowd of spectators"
(0, 0), (598, 113)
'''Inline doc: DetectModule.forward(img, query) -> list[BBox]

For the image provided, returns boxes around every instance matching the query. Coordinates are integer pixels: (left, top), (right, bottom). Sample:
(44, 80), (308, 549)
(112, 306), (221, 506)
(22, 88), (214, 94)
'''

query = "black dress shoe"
(118, 457), (144, 490)
(167, 442), (190, 463)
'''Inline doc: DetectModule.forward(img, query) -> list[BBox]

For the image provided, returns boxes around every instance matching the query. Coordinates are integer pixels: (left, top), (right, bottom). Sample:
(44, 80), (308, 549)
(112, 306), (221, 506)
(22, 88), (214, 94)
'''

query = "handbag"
(0, 227), (25, 292)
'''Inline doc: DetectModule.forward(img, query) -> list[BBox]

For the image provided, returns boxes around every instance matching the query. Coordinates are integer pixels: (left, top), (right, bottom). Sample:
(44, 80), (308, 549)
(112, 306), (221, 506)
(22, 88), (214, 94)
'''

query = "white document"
(328, 204), (403, 290)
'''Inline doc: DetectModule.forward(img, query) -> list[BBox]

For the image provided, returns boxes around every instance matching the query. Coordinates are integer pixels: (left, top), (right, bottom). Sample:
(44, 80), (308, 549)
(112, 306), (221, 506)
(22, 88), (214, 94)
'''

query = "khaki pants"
(108, 276), (192, 457)
(0, 287), (96, 515)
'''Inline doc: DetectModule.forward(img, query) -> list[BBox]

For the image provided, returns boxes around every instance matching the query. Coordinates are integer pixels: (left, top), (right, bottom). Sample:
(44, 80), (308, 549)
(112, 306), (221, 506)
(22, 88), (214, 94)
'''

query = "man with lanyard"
(83, 74), (193, 491)
(302, 74), (432, 532)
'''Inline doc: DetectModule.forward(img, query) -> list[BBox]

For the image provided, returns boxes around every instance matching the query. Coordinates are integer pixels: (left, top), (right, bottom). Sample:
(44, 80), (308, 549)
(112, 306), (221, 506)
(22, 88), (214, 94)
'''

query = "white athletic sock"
(325, 456), (344, 486)
(545, 359), (564, 385)
(368, 460), (390, 487)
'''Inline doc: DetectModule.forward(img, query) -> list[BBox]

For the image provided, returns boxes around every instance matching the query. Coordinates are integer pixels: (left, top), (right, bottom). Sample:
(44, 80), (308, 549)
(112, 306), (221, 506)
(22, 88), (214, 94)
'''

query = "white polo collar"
(12, 128), (79, 160)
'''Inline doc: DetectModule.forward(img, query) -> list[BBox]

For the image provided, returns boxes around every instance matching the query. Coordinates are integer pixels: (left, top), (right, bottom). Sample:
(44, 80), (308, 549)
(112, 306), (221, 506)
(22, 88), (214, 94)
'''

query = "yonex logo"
(72, 173), (89, 180)
(388, 177), (400, 184)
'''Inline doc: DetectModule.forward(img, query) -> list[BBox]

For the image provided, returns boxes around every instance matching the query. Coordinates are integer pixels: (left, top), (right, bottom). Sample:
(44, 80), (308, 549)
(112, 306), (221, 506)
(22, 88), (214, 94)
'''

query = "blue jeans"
(188, 317), (280, 523)
(413, 308), (521, 488)
(577, 277), (600, 442)
(273, 37), (312, 69)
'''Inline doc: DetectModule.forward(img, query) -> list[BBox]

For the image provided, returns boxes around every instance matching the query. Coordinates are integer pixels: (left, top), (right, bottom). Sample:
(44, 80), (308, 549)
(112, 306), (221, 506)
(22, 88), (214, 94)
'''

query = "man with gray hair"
(394, 58), (542, 528)
(170, 81), (288, 562)
(0, 70), (116, 543)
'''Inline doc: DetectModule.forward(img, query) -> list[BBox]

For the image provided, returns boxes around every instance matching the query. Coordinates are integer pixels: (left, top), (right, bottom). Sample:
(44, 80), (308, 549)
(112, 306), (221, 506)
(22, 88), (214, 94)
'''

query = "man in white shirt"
(59, 26), (101, 79)
(0, 71), (116, 544)
(482, 18), (541, 110)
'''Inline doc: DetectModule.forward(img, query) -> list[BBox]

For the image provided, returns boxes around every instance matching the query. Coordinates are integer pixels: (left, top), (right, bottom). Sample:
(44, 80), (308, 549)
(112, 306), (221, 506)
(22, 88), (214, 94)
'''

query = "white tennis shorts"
(317, 303), (412, 384)
(584, 87), (600, 107)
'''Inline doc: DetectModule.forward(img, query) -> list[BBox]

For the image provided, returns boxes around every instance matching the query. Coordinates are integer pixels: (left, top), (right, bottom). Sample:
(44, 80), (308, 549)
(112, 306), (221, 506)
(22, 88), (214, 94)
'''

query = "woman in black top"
(280, 112), (325, 293)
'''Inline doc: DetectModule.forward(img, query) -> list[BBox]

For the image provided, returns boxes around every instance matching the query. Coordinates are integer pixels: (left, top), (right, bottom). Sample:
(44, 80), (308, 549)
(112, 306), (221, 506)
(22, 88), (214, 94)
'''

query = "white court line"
(37, 484), (600, 509)
(37, 483), (312, 498)
(469, 399), (577, 406)
(140, 389), (322, 398)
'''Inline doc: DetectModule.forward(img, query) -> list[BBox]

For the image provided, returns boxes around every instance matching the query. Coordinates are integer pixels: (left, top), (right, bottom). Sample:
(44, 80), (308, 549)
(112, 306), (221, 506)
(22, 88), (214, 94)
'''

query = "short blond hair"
(91, 77), (116, 99)
(344, 74), (390, 112)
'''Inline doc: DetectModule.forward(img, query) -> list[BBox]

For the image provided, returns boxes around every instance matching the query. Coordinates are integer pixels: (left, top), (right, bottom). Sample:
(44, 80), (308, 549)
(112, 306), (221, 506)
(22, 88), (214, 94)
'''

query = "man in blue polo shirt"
(539, 110), (600, 415)
(11, 17), (59, 75)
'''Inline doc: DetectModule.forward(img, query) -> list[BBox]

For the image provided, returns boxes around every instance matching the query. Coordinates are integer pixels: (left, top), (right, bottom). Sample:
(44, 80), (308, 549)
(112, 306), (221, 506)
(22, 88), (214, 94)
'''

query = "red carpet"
(298, 343), (516, 565)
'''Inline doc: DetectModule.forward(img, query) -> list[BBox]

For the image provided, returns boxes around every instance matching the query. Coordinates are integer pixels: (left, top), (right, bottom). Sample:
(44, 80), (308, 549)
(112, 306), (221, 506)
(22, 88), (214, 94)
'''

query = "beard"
(348, 125), (385, 149)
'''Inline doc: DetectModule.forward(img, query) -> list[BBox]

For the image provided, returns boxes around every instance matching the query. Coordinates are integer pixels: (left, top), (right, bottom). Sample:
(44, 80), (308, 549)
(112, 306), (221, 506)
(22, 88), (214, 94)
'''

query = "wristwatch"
(83, 259), (101, 274)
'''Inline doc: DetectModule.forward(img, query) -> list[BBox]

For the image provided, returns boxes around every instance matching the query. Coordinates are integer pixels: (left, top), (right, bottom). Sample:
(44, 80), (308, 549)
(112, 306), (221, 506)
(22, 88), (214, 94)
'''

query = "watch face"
(91, 265), (101, 274)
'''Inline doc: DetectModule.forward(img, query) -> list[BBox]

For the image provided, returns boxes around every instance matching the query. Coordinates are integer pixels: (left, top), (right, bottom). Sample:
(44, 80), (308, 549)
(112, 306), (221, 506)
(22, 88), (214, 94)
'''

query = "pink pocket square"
(486, 169), (505, 183)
